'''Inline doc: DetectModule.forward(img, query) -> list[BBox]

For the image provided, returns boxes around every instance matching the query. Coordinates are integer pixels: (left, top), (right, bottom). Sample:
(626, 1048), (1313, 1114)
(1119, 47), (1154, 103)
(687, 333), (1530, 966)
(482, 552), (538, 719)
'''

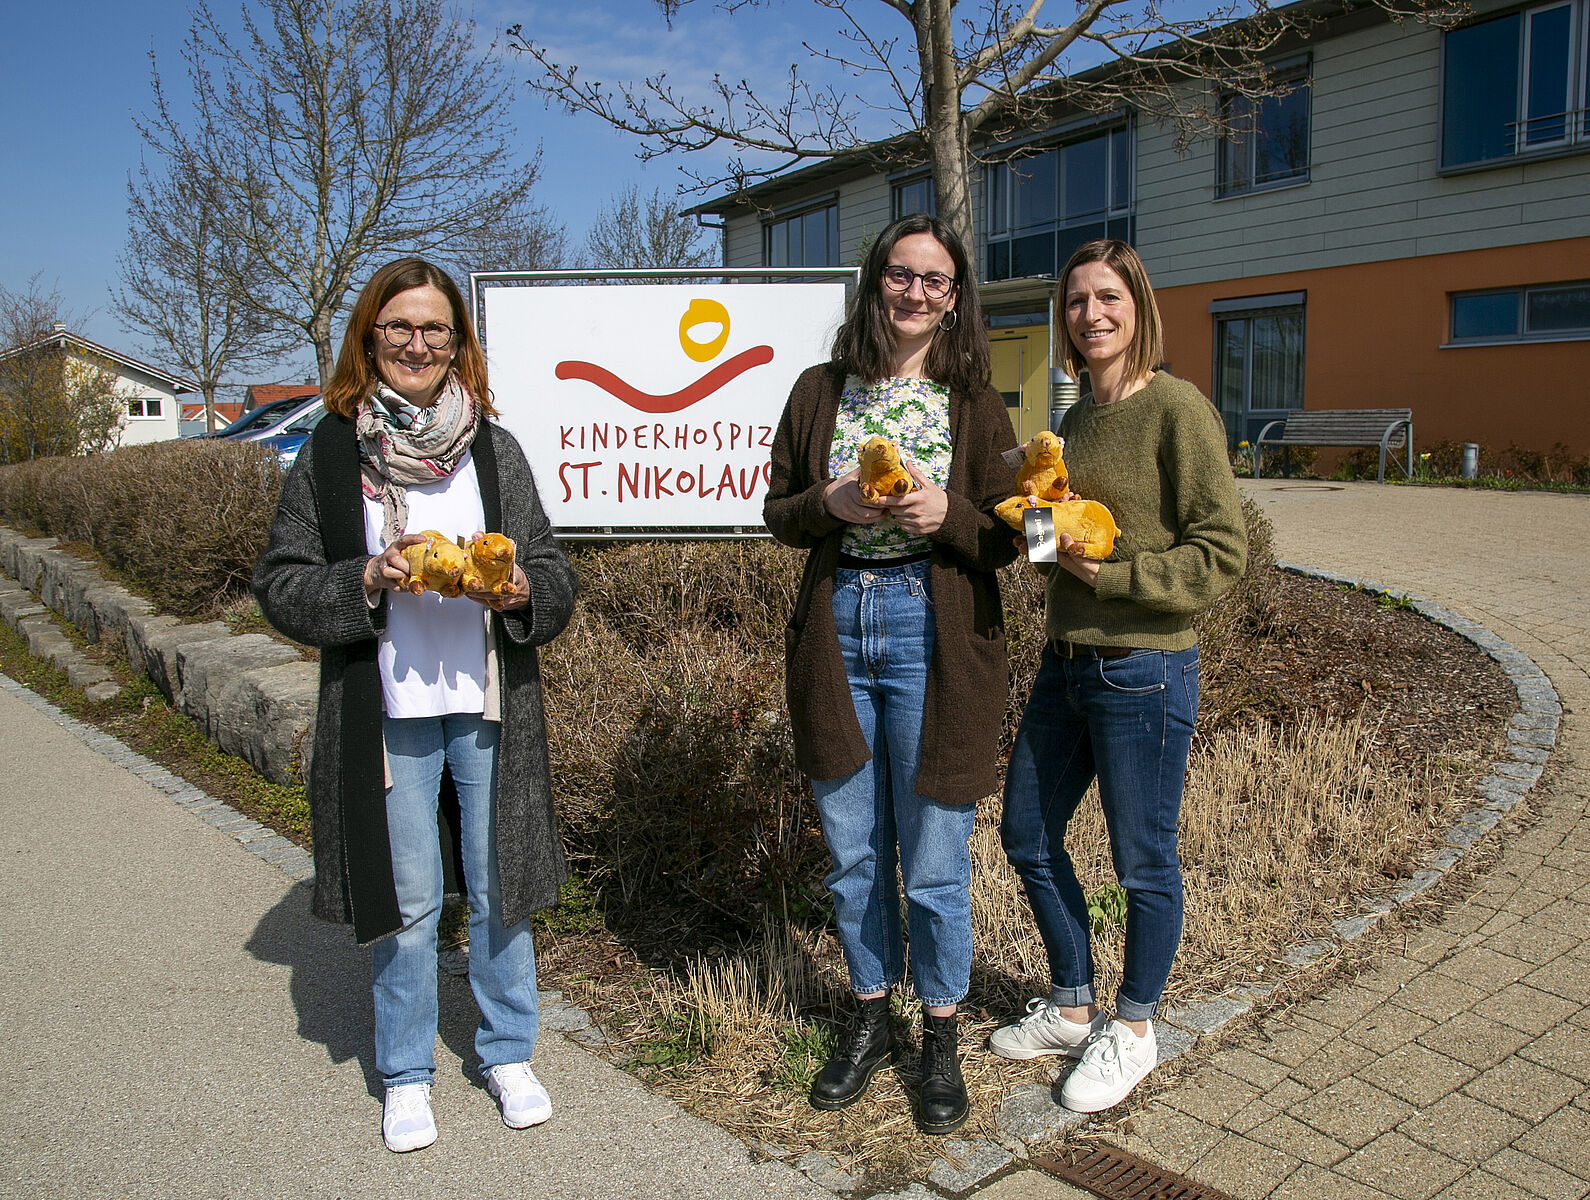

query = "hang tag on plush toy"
(1001, 444), (1027, 470)
(1023, 506), (1058, 563)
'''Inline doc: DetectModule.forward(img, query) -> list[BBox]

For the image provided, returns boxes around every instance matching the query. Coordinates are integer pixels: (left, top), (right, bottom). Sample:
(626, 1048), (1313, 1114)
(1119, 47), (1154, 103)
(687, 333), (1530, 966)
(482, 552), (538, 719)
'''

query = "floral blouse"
(827, 375), (953, 559)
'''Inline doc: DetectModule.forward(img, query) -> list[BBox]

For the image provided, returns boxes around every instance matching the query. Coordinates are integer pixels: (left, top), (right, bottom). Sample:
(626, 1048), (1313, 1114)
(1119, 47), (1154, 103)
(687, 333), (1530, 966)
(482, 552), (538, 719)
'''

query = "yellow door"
(989, 327), (1051, 443)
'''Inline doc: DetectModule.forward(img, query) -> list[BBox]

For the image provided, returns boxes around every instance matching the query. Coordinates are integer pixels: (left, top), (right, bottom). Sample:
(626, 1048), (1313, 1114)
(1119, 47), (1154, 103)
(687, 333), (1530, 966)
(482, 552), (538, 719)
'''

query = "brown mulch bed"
(1200, 568), (1515, 767)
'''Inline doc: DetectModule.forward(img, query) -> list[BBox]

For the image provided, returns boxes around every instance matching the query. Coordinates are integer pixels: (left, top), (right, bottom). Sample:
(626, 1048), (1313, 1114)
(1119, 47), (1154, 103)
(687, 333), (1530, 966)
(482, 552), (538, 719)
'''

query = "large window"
(127, 397), (163, 419)
(1212, 294), (1306, 447)
(1218, 63), (1311, 196)
(891, 174), (935, 219)
(1449, 280), (1590, 342)
(1442, 0), (1590, 168)
(764, 200), (839, 267)
(984, 124), (1133, 282)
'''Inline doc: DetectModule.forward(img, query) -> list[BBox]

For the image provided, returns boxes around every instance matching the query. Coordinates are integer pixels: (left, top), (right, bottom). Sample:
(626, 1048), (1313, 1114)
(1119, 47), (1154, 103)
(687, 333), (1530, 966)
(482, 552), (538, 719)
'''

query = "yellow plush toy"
(996, 431), (1122, 560)
(995, 495), (1122, 560)
(400, 530), (467, 597)
(460, 532), (517, 596)
(1015, 430), (1071, 501)
(857, 436), (914, 503)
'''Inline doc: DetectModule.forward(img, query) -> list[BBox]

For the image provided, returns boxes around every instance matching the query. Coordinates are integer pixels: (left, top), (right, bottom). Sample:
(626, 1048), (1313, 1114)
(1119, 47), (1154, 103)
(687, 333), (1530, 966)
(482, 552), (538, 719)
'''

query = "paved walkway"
(2, 480), (1585, 1200)
(1094, 481), (1590, 1200)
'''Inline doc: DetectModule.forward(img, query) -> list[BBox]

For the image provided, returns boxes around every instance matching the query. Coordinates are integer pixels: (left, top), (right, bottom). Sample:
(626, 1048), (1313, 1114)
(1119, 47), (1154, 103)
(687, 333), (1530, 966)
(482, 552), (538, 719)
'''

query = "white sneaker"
(989, 999), (1106, 1060)
(1060, 1019), (1157, 1113)
(486, 1061), (552, 1129)
(382, 1082), (437, 1152)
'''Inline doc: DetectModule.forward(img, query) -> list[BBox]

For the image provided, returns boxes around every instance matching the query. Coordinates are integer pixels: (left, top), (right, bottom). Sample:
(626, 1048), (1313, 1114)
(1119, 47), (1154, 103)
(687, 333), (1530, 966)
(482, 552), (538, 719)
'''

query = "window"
(1442, 0), (1590, 168)
(1218, 64), (1311, 196)
(984, 123), (1133, 282)
(1448, 281), (1590, 342)
(891, 175), (935, 219)
(127, 397), (163, 418)
(1211, 294), (1306, 446)
(764, 200), (839, 267)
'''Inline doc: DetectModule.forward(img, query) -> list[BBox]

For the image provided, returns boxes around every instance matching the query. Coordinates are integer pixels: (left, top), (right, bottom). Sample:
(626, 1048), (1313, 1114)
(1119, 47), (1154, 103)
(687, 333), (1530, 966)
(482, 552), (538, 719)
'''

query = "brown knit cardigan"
(763, 363), (1019, 806)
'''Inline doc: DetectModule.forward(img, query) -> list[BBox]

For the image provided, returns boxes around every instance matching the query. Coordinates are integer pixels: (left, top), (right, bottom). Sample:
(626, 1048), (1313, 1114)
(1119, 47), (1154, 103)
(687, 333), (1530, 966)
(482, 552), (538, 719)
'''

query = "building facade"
(694, 0), (1590, 457)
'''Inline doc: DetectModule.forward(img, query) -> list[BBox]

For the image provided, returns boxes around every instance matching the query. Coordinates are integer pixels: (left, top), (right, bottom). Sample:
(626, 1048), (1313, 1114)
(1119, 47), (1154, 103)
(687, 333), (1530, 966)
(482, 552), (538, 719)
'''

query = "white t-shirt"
(363, 451), (490, 718)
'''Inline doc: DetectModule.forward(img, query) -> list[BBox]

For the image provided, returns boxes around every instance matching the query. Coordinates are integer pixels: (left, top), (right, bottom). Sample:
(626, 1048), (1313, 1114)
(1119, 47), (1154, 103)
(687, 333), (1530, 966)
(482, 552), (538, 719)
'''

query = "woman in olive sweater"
(764, 214), (1016, 1134)
(991, 240), (1246, 1114)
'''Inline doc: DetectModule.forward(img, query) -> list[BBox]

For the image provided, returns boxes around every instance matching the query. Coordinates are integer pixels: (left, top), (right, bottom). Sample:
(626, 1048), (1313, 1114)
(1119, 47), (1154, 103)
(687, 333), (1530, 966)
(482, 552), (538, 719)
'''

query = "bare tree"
(0, 278), (126, 463)
(114, 162), (298, 434)
(584, 184), (720, 275)
(141, 0), (562, 385)
(510, 0), (1457, 252)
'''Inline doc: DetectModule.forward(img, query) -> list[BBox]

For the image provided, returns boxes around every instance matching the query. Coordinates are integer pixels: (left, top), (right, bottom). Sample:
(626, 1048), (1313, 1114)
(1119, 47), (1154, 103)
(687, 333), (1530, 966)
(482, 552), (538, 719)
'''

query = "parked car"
(233, 394), (325, 444)
(201, 396), (306, 439)
(256, 402), (328, 466)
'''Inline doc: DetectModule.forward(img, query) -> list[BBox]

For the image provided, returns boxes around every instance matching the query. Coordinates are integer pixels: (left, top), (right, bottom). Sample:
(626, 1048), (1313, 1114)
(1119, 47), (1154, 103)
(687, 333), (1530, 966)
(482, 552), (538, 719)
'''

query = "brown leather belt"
(1051, 639), (1133, 660)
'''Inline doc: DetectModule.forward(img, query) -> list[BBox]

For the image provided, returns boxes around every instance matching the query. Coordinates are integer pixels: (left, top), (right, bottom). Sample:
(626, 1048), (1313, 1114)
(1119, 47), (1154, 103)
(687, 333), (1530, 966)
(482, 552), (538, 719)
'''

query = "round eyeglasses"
(373, 320), (455, 349)
(881, 265), (955, 299)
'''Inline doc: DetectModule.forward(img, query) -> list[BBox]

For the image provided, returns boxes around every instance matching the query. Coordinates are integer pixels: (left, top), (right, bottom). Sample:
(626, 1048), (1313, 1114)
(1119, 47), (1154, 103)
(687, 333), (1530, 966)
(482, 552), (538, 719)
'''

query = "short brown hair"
(323, 258), (495, 419)
(1054, 240), (1164, 386)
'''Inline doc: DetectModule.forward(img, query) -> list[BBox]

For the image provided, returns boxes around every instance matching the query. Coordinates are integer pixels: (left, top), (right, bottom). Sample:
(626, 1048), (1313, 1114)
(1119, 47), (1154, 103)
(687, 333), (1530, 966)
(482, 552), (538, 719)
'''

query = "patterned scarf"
(356, 374), (479, 545)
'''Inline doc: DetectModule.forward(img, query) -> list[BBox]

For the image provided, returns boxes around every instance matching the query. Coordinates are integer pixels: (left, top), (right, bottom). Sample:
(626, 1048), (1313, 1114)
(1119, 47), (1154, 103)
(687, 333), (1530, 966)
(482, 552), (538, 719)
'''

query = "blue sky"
(0, 0), (887, 385)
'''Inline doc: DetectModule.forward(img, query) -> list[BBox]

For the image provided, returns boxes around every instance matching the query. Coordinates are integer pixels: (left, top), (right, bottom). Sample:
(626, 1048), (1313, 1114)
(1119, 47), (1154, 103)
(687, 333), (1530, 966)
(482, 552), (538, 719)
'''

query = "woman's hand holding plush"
(364, 533), (428, 597)
(886, 460), (948, 535)
(822, 467), (884, 525)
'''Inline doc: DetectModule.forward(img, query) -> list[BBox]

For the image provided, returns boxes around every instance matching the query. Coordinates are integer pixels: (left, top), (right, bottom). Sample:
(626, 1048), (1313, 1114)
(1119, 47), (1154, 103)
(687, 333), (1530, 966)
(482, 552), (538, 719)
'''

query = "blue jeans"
(810, 561), (976, 1008)
(372, 713), (539, 1088)
(1000, 643), (1199, 1022)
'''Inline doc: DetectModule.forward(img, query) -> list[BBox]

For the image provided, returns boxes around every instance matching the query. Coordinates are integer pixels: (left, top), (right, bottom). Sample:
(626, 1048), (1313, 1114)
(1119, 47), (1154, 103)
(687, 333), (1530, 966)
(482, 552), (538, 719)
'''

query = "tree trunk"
(311, 311), (335, 389)
(919, 0), (976, 256)
(202, 382), (218, 434)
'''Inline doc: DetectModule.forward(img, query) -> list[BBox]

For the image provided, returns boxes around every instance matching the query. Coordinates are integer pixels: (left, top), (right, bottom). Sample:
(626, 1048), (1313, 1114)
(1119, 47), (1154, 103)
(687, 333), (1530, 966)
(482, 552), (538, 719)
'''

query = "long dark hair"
(831, 214), (989, 395)
(324, 258), (495, 419)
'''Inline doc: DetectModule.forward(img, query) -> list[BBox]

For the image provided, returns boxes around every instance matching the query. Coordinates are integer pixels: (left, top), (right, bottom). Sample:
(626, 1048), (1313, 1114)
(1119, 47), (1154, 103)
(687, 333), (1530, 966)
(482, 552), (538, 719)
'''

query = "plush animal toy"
(460, 532), (517, 596)
(857, 436), (914, 503)
(400, 530), (467, 597)
(1015, 430), (1071, 501)
(995, 495), (1122, 560)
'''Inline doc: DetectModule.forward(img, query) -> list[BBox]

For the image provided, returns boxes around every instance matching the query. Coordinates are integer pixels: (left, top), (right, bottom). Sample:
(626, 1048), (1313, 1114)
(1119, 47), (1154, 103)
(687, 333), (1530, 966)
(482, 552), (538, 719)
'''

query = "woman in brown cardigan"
(764, 214), (1016, 1134)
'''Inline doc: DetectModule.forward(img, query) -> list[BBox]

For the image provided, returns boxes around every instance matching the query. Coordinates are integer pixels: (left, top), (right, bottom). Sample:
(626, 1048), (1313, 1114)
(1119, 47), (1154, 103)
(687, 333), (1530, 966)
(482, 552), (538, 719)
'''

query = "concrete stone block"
(83, 681), (122, 703)
(998, 1083), (1087, 1145)
(175, 633), (300, 739)
(7, 536), (59, 591)
(127, 615), (231, 703)
(215, 660), (317, 785)
(81, 583), (154, 648)
(0, 592), (47, 626)
(65, 660), (112, 688)
(927, 1138), (1013, 1193)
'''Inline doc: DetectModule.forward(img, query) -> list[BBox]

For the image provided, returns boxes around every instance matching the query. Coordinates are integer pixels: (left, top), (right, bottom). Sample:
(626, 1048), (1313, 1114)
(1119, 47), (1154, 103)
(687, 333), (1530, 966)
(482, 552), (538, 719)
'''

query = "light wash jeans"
(811, 561), (976, 1008)
(372, 712), (539, 1088)
(1000, 643), (1199, 1022)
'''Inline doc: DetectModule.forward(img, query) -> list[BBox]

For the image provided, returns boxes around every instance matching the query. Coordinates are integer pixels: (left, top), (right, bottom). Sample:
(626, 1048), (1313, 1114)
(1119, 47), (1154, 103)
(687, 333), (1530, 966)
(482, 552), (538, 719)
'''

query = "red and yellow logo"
(555, 298), (773, 414)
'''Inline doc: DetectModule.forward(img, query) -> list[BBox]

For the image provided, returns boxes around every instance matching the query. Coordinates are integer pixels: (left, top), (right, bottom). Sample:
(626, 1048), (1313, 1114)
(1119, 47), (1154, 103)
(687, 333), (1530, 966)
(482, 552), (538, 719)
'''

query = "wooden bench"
(1253, 409), (1414, 483)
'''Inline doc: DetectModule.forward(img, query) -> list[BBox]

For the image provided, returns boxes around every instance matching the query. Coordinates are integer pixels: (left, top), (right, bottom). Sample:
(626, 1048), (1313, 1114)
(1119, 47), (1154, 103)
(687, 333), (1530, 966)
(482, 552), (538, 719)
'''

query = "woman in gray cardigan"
(253, 259), (576, 1154)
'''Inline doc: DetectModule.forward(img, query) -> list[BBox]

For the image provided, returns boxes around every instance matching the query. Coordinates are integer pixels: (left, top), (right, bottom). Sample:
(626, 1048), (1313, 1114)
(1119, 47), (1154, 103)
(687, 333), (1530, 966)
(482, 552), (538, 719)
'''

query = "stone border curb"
(0, 534), (1562, 1200)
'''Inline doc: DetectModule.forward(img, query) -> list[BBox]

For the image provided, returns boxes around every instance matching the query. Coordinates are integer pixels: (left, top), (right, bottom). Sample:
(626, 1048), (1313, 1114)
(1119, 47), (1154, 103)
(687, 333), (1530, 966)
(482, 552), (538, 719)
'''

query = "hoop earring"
(939, 310), (959, 331)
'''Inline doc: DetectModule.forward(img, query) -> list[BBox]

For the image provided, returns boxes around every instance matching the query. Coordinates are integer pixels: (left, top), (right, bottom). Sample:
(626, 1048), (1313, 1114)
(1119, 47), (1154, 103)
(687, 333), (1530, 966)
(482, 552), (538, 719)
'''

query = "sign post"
(474, 269), (855, 535)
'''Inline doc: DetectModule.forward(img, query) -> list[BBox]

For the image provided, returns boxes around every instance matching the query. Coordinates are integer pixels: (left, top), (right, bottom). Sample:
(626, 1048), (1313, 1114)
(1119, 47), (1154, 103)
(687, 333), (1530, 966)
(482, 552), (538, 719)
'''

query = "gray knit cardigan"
(252, 414), (577, 944)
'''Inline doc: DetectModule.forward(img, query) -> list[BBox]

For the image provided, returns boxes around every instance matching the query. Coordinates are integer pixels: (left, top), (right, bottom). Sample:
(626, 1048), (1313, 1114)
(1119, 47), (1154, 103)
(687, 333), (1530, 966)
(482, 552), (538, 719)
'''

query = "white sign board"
(482, 282), (848, 530)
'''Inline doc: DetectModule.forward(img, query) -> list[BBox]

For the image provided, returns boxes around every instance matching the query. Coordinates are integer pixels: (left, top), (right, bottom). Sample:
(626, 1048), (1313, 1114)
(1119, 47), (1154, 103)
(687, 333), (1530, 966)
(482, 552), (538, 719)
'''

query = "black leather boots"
(809, 992), (896, 1110)
(917, 1009), (968, 1134)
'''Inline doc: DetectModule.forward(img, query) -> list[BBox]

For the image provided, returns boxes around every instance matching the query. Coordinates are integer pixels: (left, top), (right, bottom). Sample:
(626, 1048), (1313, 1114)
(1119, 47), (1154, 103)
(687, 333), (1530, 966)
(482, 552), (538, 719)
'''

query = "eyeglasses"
(881, 265), (955, 299)
(373, 320), (455, 349)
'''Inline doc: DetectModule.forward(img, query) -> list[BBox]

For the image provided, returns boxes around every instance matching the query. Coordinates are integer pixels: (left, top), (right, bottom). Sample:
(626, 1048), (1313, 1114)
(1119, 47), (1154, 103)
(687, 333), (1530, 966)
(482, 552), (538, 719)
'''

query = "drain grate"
(1032, 1146), (1239, 1200)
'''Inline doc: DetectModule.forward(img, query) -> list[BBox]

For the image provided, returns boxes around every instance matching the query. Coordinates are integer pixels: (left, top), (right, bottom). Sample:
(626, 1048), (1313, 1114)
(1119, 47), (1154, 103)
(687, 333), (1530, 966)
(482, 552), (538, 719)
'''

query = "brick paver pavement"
(1102, 481), (1590, 1200)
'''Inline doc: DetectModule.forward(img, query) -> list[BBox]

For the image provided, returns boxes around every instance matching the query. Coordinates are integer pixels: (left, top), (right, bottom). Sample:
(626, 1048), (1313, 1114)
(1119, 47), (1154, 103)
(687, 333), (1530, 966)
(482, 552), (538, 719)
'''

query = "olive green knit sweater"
(1046, 371), (1247, 649)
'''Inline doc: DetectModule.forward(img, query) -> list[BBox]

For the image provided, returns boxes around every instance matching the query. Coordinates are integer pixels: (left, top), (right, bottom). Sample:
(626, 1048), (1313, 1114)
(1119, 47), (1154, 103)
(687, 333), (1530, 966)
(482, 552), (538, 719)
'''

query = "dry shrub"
(544, 540), (828, 930)
(0, 439), (281, 616)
